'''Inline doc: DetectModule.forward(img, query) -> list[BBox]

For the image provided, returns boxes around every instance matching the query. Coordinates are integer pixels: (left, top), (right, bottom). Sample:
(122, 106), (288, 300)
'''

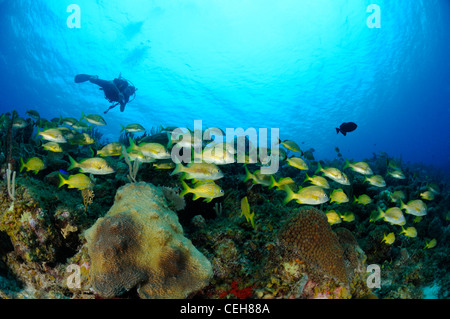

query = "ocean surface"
(1, 0), (449, 177)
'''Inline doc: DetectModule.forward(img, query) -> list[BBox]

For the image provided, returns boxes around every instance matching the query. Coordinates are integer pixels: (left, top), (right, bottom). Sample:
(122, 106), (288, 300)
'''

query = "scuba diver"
(74, 74), (137, 114)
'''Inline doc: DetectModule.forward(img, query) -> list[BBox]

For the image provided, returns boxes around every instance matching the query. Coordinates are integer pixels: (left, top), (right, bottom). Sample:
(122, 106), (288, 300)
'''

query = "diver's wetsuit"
(75, 74), (136, 113)
(89, 78), (125, 108)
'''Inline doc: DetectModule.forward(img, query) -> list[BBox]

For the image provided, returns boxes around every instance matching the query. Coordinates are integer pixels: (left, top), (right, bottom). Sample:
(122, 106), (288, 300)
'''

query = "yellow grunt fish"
(315, 162), (350, 185)
(353, 194), (372, 205)
(373, 207), (406, 226)
(326, 210), (342, 225)
(303, 173), (330, 189)
(387, 169), (405, 179)
(382, 232), (395, 245)
(283, 185), (329, 205)
(38, 128), (67, 143)
(424, 239), (437, 249)
(390, 190), (406, 203)
(171, 162), (223, 181)
(364, 175), (386, 187)
(269, 176), (295, 191)
(69, 132), (94, 145)
(420, 191), (435, 201)
(128, 138), (170, 160)
(121, 123), (145, 133)
(153, 161), (176, 169)
(244, 166), (272, 187)
(20, 157), (46, 174)
(42, 142), (63, 153)
(68, 155), (114, 175)
(97, 142), (123, 157)
(399, 226), (417, 238)
(343, 159), (373, 175)
(180, 180), (224, 203)
(58, 173), (93, 190)
(286, 157), (308, 170)
(81, 112), (106, 126)
(400, 199), (427, 217)
(240, 196), (255, 229)
(277, 138), (301, 153)
(340, 211), (355, 222)
(330, 188), (349, 204)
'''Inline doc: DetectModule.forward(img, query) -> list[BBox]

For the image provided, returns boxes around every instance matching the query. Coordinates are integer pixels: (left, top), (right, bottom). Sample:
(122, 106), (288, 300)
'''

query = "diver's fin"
(74, 74), (93, 83)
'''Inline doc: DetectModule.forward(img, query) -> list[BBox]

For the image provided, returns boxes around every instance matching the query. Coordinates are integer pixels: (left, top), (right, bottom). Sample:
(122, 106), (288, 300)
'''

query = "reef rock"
(84, 182), (213, 298)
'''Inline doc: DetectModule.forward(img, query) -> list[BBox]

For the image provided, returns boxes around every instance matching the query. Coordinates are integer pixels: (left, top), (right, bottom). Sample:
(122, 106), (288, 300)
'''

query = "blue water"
(1, 0), (450, 175)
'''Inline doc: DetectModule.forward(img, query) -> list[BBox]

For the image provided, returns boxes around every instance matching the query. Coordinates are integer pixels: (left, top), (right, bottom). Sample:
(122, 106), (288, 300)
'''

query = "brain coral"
(84, 182), (212, 298)
(277, 207), (348, 285)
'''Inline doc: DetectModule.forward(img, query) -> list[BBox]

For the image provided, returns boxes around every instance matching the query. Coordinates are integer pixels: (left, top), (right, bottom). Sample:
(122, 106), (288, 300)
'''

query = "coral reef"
(84, 182), (213, 298)
(258, 206), (369, 299)
(0, 182), (60, 263)
(277, 207), (348, 285)
(0, 109), (449, 300)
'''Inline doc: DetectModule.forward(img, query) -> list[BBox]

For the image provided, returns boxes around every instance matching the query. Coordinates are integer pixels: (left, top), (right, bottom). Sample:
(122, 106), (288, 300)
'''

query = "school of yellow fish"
(5, 109), (441, 250)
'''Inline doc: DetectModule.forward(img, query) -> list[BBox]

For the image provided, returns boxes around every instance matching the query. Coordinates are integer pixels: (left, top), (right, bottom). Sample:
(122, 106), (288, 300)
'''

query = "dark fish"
(336, 122), (357, 136)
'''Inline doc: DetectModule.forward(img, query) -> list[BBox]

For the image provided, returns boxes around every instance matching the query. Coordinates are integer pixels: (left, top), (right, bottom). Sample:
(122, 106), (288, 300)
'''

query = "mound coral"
(84, 182), (212, 298)
(277, 207), (348, 285)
